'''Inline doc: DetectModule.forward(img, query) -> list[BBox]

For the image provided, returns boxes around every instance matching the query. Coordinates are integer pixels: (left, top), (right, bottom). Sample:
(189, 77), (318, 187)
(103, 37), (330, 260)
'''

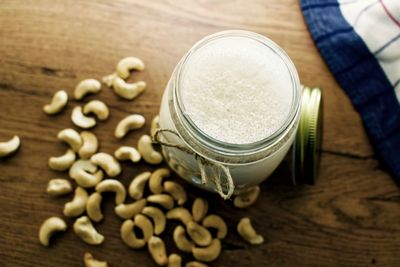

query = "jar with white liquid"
(156, 30), (322, 199)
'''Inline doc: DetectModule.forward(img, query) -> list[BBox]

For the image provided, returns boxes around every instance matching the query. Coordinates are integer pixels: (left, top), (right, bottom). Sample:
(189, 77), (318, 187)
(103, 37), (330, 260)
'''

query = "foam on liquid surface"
(181, 36), (293, 144)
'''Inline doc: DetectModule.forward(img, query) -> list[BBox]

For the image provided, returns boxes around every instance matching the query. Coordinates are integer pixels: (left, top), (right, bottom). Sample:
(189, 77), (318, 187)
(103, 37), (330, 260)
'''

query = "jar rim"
(170, 30), (301, 162)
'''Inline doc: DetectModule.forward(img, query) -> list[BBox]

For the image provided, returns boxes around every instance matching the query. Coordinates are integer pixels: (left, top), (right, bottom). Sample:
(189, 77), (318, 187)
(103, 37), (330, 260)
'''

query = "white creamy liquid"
(180, 36), (293, 144)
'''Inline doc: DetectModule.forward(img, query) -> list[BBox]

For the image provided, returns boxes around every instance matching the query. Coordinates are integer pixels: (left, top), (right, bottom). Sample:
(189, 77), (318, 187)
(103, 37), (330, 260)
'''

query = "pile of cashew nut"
(29, 56), (265, 267)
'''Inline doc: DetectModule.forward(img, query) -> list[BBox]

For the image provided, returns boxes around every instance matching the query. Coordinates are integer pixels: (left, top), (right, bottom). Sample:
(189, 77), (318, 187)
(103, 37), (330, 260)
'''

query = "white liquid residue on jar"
(180, 36), (293, 144)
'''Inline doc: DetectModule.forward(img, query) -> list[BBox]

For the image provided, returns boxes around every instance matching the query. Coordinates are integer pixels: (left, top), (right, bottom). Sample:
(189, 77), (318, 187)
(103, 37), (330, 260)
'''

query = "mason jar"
(155, 30), (322, 199)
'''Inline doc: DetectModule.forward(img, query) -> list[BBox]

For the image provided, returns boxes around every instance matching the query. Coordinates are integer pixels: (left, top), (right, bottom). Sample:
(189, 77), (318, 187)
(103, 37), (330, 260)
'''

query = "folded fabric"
(301, 0), (400, 183)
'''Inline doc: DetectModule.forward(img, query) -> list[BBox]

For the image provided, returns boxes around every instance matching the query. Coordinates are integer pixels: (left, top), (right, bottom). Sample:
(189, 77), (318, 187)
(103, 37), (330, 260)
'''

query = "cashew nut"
(237, 217), (264, 245)
(128, 171), (151, 200)
(69, 159), (96, 175)
(116, 56), (145, 79)
(79, 131), (99, 159)
(46, 178), (73, 196)
(73, 216), (104, 245)
(142, 206), (166, 235)
(150, 115), (160, 139)
(173, 225), (194, 253)
(38, 217), (67, 246)
(114, 146), (141, 163)
(186, 221), (212, 247)
(138, 135), (163, 165)
(102, 73), (116, 87)
(86, 192), (103, 222)
(148, 236), (168, 266)
(120, 219), (146, 249)
(74, 79), (101, 100)
(112, 76), (146, 100)
(115, 114), (145, 139)
(192, 198), (208, 222)
(43, 90), (68, 115)
(69, 159), (104, 188)
(166, 207), (193, 225)
(167, 156), (179, 170)
(134, 214), (153, 242)
(72, 106), (96, 129)
(96, 179), (126, 205)
(57, 128), (82, 152)
(233, 186), (260, 209)
(115, 199), (147, 219)
(149, 168), (170, 194)
(84, 252), (108, 267)
(163, 181), (187, 205)
(83, 100), (109, 121)
(91, 152), (121, 177)
(168, 254), (182, 267)
(64, 187), (89, 217)
(48, 149), (76, 171)
(202, 215), (227, 239)
(0, 136), (20, 157)
(176, 165), (192, 179)
(185, 262), (208, 267)
(147, 194), (174, 210)
(192, 239), (221, 262)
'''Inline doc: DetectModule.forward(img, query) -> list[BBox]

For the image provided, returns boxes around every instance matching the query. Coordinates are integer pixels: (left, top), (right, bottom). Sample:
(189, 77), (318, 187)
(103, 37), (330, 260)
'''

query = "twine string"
(152, 128), (235, 199)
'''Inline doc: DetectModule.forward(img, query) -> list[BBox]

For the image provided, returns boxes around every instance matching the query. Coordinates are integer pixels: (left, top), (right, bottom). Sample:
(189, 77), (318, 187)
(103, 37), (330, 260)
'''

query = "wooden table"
(1, 0), (399, 266)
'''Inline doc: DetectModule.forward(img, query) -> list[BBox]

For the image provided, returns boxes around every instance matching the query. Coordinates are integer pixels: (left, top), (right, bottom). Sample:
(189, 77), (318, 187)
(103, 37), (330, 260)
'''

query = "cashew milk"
(180, 36), (293, 144)
(158, 31), (301, 196)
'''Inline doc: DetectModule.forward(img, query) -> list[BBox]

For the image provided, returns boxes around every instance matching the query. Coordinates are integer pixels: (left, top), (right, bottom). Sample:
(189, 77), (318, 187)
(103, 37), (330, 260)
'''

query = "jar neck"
(168, 30), (301, 164)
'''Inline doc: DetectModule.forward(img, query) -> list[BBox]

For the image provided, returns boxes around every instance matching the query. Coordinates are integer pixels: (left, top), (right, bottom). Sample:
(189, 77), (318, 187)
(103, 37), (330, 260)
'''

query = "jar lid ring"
(293, 86), (323, 185)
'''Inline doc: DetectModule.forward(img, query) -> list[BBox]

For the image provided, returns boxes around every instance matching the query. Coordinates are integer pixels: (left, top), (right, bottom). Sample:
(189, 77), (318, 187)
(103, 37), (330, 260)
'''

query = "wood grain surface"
(1, 0), (399, 266)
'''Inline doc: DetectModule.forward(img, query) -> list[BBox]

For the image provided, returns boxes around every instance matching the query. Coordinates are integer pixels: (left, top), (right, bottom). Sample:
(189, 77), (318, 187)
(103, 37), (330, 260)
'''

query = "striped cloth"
(301, 0), (400, 184)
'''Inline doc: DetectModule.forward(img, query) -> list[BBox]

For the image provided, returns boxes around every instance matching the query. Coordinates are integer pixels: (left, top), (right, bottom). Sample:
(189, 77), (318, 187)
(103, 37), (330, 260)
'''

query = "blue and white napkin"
(301, 0), (400, 183)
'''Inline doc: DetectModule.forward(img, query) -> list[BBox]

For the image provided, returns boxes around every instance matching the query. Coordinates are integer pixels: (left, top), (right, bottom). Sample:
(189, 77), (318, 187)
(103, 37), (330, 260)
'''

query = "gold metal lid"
(293, 86), (323, 185)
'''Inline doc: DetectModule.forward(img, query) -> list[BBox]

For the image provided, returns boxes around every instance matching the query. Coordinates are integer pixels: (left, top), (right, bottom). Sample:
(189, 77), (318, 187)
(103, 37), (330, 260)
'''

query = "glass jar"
(156, 30), (321, 199)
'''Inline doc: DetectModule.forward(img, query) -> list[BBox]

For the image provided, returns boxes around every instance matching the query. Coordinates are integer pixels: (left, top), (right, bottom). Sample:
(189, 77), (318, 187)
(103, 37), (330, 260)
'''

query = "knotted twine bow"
(152, 128), (235, 200)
